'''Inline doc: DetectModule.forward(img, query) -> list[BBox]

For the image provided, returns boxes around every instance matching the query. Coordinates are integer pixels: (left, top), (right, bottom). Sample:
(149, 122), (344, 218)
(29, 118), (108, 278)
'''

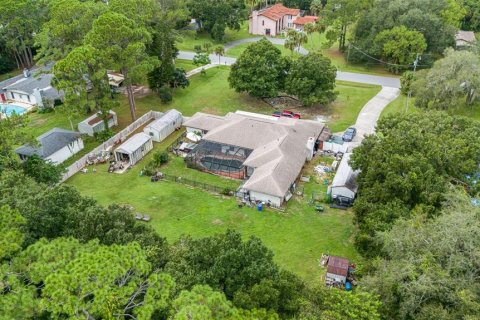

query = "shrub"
(152, 151), (169, 167)
(94, 129), (113, 142)
(143, 163), (156, 176)
(158, 86), (172, 103)
(221, 188), (233, 196)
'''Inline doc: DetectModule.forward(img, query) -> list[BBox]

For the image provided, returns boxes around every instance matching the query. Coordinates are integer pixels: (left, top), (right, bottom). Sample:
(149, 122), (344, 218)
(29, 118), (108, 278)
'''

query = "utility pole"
(406, 53), (421, 113)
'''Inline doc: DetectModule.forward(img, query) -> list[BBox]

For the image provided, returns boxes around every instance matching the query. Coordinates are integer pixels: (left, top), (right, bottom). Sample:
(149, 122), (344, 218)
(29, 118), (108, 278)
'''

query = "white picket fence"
(60, 110), (164, 183)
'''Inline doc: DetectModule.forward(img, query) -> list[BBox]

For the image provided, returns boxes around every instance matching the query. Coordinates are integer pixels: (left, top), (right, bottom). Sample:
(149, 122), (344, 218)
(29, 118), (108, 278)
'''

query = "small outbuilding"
(78, 110), (118, 136)
(143, 109), (183, 142)
(326, 256), (350, 285)
(329, 153), (358, 205)
(114, 133), (153, 166)
(15, 128), (84, 165)
(456, 30), (476, 49)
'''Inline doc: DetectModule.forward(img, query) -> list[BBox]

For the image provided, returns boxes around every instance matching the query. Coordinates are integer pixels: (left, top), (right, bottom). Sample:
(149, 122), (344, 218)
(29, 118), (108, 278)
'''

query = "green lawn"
(226, 43), (301, 58)
(326, 81), (381, 132)
(66, 131), (359, 282)
(176, 21), (254, 52)
(175, 59), (197, 72)
(381, 94), (480, 123)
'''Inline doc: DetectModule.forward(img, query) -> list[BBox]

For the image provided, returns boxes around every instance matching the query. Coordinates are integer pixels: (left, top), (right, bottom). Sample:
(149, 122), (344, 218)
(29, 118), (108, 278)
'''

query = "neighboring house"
(249, 4), (301, 36)
(293, 15), (318, 31)
(114, 133), (153, 166)
(325, 256), (350, 285)
(0, 65), (63, 107)
(183, 111), (330, 207)
(107, 71), (124, 93)
(456, 30), (477, 49)
(144, 109), (183, 142)
(15, 128), (84, 165)
(78, 110), (118, 137)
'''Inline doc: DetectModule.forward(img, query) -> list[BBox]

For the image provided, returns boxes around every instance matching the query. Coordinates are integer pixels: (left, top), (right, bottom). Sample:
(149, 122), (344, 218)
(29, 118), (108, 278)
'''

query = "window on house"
(27, 95), (31, 102)
(11, 92), (15, 99)
(262, 20), (264, 26)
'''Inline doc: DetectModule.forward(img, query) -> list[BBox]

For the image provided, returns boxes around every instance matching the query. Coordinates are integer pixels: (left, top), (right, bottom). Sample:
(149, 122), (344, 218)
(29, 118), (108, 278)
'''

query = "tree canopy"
(229, 39), (290, 97)
(412, 48), (480, 109)
(363, 193), (480, 320)
(285, 52), (337, 106)
(350, 111), (480, 256)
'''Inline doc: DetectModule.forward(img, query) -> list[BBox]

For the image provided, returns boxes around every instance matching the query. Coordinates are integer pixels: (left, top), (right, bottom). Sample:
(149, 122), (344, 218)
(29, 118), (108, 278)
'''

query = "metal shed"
(326, 256), (349, 285)
(329, 153), (358, 202)
(78, 110), (118, 136)
(143, 109), (183, 142)
(114, 133), (153, 166)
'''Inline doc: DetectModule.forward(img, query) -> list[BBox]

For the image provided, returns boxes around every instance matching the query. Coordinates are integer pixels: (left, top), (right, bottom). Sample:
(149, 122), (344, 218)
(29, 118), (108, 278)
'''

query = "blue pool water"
(0, 104), (27, 117)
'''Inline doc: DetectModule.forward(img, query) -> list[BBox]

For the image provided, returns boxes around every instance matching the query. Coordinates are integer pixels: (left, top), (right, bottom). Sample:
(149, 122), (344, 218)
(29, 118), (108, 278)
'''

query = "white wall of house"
(7, 90), (36, 104)
(45, 138), (84, 165)
(249, 191), (283, 207)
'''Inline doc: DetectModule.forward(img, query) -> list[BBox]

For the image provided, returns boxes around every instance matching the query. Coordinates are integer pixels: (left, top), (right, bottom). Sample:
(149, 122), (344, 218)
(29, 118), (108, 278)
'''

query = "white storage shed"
(78, 110), (118, 136)
(329, 153), (358, 200)
(143, 109), (183, 142)
(114, 133), (153, 166)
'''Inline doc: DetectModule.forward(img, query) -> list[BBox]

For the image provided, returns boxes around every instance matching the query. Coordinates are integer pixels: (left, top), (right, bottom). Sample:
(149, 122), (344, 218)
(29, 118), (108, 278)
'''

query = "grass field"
(226, 43), (301, 58)
(326, 81), (381, 132)
(175, 59), (197, 72)
(381, 94), (480, 123)
(176, 22), (254, 52)
(66, 131), (359, 282)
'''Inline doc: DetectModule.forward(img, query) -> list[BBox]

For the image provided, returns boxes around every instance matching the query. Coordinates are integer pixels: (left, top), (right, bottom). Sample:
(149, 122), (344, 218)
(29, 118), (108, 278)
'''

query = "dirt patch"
(212, 218), (224, 225)
(202, 107), (221, 115)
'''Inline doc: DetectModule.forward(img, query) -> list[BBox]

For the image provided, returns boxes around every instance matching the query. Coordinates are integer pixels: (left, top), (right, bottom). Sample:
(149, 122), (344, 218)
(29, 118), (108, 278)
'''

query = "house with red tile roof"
(249, 4), (316, 36)
(293, 15), (318, 31)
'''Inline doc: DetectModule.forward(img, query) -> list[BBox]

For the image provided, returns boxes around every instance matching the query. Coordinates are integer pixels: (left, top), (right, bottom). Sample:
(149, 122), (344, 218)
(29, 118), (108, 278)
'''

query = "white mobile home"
(329, 153), (358, 201)
(114, 133), (153, 166)
(78, 110), (118, 136)
(15, 128), (84, 165)
(143, 109), (183, 142)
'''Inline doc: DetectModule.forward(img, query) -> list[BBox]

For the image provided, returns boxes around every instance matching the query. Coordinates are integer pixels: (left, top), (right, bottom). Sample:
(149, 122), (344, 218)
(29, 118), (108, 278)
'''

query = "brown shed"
(326, 256), (349, 285)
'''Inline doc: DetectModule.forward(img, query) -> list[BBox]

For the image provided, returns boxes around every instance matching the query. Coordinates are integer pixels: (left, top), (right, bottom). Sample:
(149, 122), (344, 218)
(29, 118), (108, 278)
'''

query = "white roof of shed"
(145, 109), (182, 132)
(331, 153), (358, 193)
(115, 133), (151, 154)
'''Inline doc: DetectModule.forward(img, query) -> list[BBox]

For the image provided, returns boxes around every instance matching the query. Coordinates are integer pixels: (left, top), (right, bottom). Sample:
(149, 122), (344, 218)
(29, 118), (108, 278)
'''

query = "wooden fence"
(60, 110), (164, 182)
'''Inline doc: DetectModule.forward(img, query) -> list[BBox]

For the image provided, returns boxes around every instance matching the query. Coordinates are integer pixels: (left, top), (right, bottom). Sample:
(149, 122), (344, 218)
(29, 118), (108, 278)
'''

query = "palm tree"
(303, 23), (316, 46)
(245, 0), (260, 12)
(296, 31), (308, 52)
(284, 37), (296, 56)
(214, 45), (225, 64)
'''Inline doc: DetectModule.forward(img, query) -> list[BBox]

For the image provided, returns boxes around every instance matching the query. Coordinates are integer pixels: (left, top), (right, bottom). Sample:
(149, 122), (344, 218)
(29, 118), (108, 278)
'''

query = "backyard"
(66, 131), (359, 282)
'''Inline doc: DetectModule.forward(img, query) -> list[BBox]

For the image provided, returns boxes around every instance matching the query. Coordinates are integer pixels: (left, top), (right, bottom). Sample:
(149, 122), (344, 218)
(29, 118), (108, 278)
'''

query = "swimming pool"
(0, 104), (28, 117)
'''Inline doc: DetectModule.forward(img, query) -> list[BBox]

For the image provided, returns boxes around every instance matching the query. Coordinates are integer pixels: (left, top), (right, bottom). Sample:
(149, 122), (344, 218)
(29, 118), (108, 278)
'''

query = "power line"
(348, 44), (430, 68)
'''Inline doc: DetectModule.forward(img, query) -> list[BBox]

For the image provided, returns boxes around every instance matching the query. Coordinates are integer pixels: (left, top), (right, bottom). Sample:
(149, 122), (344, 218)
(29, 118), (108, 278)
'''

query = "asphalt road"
(177, 50), (401, 88)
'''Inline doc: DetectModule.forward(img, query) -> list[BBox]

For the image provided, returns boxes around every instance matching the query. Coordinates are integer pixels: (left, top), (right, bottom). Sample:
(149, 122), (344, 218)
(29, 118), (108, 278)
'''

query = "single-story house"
(143, 109), (183, 142)
(456, 30), (476, 48)
(183, 111), (330, 207)
(326, 256), (350, 285)
(0, 65), (63, 107)
(249, 4), (301, 36)
(293, 15), (318, 31)
(107, 71), (125, 92)
(329, 153), (358, 205)
(114, 133), (153, 166)
(15, 128), (84, 165)
(78, 110), (118, 136)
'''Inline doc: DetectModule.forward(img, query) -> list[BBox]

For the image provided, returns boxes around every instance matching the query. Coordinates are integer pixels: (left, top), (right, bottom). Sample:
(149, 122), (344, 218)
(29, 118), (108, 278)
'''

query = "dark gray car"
(342, 127), (356, 142)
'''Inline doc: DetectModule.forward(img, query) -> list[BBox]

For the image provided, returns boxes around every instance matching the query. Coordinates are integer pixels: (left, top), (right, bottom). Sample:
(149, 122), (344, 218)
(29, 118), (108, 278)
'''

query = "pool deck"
(0, 100), (35, 119)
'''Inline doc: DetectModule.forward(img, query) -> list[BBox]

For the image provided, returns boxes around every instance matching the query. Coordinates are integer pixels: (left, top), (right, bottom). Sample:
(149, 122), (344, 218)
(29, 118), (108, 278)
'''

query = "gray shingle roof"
(15, 128), (82, 159)
(186, 111), (327, 198)
(0, 64), (63, 100)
